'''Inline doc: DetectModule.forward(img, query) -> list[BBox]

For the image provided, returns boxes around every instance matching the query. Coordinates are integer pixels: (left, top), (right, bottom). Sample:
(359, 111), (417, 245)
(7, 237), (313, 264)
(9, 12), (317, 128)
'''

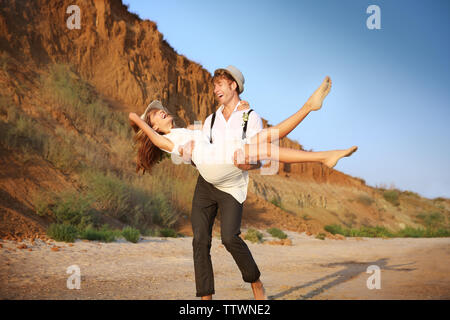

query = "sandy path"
(1, 232), (449, 300)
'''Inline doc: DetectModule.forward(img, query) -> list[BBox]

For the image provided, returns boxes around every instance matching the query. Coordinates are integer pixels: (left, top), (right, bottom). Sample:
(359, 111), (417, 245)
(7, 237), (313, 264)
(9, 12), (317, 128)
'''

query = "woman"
(129, 76), (357, 203)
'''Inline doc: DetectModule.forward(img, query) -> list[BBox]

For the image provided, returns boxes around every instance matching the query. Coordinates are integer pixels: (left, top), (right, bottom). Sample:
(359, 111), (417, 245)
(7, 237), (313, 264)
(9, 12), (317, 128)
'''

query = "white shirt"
(163, 127), (249, 203)
(202, 101), (264, 146)
(201, 101), (265, 202)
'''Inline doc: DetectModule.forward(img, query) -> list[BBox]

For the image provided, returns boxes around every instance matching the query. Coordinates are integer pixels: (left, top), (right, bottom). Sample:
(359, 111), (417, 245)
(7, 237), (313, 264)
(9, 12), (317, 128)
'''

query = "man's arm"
(233, 149), (262, 171)
(202, 114), (212, 142)
(234, 109), (264, 171)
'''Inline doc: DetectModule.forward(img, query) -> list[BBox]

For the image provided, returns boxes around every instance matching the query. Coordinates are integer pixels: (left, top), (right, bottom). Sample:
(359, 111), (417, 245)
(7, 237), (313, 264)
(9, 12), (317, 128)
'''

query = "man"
(189, 65), (266, 300)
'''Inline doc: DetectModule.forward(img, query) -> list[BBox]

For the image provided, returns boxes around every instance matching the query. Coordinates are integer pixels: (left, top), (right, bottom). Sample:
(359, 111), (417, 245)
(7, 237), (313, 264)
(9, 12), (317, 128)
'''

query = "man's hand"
(178, 140), (195, 164)
(233, 148), (261, 171)
(237, 100), (250, 111)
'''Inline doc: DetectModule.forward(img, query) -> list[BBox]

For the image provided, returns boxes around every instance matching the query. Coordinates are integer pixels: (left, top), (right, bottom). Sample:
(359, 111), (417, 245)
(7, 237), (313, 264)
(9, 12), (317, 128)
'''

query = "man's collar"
(218, 100), (241, 114)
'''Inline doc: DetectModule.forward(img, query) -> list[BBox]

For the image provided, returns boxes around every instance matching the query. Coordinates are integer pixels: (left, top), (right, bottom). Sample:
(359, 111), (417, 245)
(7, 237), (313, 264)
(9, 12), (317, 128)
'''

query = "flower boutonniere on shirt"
(242, 112), (249, 127)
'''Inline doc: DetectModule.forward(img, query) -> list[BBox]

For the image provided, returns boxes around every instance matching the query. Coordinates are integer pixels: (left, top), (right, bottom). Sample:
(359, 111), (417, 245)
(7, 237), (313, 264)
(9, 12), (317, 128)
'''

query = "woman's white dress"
(162, 128), (249, 203)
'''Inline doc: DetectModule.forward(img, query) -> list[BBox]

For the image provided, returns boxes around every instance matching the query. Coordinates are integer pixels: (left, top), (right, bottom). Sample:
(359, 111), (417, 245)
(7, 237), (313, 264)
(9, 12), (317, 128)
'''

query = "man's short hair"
(212, 69), (240, 95)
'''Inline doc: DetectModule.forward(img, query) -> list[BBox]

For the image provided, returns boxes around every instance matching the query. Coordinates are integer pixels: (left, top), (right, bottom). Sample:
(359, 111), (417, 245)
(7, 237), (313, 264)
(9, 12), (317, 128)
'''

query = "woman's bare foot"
(322, 146), (358, 168)
(306, 76), (332, 111)
(251, 279), (267, 300)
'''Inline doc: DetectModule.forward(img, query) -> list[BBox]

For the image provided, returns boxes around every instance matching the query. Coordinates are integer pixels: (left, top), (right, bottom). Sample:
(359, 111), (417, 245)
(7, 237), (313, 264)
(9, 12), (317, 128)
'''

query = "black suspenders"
(209, 112), (216, 143)
(242, 109), (253, 140)
(209, 108), (253, 143)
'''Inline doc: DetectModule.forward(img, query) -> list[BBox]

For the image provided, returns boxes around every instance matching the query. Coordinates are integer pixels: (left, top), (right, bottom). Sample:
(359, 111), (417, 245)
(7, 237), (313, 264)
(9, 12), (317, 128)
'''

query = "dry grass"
(2, 64), (199, 233)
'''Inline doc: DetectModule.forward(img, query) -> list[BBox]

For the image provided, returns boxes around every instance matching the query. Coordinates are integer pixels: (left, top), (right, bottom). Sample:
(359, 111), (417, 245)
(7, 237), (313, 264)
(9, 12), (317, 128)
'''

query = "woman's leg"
(243, 142), (358, 169)
(248, 76), (332, 145)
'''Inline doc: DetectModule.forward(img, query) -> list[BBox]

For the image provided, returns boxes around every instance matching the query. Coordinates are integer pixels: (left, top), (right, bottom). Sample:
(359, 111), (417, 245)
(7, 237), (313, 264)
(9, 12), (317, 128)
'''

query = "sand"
(1, 232), (449, 300)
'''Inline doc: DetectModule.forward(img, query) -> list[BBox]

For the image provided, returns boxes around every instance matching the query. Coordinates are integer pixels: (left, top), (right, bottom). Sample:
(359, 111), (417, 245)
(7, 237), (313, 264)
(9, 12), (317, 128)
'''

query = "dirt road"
(1, 232), (449, 300)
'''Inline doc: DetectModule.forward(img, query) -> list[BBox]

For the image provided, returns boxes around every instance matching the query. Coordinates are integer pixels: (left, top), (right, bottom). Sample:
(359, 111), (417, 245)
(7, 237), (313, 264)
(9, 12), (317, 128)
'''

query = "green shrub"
(147, 191), (178, 228)
(325, 224), (449, 238)
(383, 190), (400, 206)
(245, 228), (264, 243)
(79, 225), (118, 242)
(403, 190), (420, 198)
(324, 224), (348, 236)
(0, 104), (49, 154)
(316, 233), (326, 240)
(84, 171), (177, 229)
(416, 212), (446, 229)
(355, 226), (393, 238)
(122, 226), (140, 243)
(44, 133), (79, 172)
(270, 196), (283, 209)
(356, 194), (374, 206)
(0, 102), (80, 172)
(397, 226), (450, 238)
(85, 172), (134, 221)
(159, 228), (178, 238)
(266, 227), (287, 239)
(33, 190), (96, 229)
(396, 226), (426, 238)
(32, 192), (53, 217)
(143, 228), (160, 237)
(42, 64), (131, 140)
(47, 223), (78, 242)
(325, 224), (393, 237)
(52, 192), (94, 230)
(429, 228), (450, 237)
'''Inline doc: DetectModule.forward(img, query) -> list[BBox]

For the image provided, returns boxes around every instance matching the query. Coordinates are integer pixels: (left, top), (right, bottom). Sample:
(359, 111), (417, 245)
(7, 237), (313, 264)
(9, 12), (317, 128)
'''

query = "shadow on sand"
(268, 258), (416, 300)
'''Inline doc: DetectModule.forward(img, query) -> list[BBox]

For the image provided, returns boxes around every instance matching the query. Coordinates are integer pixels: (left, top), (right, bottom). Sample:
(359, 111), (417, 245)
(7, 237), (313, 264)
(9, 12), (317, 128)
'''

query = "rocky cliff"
(1, 0), (215, 123)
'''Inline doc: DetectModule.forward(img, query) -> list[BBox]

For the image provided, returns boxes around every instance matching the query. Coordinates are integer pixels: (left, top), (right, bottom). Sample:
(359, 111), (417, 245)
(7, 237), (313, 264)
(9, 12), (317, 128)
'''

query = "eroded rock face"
(0, 0), (365, 187)
(0, 0), (215, 127)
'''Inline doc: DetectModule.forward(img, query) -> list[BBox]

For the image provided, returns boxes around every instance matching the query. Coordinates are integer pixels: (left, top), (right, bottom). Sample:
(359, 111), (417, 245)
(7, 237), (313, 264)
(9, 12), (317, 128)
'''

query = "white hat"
(141, 100), (170, 120)
(215, 65), (245, 94)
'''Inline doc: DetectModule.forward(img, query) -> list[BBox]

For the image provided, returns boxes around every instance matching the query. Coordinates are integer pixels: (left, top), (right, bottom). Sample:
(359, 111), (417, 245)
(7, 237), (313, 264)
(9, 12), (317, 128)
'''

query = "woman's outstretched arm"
(129, 112), (174, 153)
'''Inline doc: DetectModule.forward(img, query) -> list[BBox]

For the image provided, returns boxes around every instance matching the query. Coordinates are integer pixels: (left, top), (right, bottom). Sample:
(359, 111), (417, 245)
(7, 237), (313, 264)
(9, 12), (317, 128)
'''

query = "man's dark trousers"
(191, 174), (261, 297)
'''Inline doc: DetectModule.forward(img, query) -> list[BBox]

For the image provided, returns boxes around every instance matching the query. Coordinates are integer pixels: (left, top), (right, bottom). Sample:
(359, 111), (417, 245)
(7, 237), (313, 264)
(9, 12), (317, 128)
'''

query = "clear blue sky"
(124, 0), (450, 199)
